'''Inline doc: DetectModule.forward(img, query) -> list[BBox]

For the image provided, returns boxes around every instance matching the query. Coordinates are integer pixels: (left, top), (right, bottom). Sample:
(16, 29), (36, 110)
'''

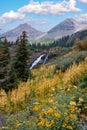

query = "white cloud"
(0, 0), (81, 26)
(75, 13), (87, 21)
(18, 0), (81, 15)
(0, 10), (25, 24)
(0, 0), (81, 24)
(79, 0), (87, 4)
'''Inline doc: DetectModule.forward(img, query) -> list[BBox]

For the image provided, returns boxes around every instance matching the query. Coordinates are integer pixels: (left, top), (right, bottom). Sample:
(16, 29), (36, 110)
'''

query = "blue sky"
(0, 0), (87, 33)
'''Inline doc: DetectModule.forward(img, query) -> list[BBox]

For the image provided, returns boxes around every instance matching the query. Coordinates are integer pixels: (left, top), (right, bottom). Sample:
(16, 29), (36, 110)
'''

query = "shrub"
(74, 37), (87, 51)
(53, 51), (87, 74)
(78, 71), (87, 89)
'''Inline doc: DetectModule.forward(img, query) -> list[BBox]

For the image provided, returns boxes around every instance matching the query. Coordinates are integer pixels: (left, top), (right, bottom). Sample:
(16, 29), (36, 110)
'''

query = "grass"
(0, 57), (87, 129)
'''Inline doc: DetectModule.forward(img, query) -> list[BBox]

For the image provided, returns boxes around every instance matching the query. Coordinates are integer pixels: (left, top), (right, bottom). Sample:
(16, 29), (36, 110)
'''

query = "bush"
(53, 51), (87, 74)
(74, 37), (87, 51)
(78, 71), (87, 89)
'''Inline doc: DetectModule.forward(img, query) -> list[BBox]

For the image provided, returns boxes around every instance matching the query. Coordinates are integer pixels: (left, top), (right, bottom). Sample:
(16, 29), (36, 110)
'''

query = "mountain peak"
(18, 23), (34, 29)
(43, 18), (87, 39)
(63, 18), (76, 25)
(19, 23), (29, 27)
(1, 23), (43, 42)
(65, 18), (75, 21)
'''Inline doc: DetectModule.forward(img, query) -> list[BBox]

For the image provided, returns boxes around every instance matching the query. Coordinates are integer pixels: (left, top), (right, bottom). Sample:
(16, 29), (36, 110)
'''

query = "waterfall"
(30, 54), (48, 69)
(30, 54), (45, 69)
(43, 55), (48, 64)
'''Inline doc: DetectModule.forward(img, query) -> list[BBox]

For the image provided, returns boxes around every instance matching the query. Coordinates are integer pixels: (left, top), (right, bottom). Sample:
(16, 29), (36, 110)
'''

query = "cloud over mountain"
(0, 0), (81, 25)
(19, 0), (81, 15)
(0, 10), (25, 24)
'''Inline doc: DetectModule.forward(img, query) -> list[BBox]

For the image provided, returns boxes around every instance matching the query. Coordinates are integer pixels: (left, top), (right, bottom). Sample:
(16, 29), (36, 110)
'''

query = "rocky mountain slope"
(43, 18), (87, 39)
(1, 23), (43, 42)
(1, 18), (87, 42)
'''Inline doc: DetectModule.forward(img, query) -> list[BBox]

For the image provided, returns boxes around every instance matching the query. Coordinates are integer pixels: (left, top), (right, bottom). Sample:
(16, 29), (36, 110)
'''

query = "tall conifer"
(0, 37), (9, 79)
(14, 31), (29, 81)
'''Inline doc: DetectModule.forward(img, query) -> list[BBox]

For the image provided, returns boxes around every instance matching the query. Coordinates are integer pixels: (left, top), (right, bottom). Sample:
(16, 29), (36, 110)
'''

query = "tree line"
(0, 31), (31, 92)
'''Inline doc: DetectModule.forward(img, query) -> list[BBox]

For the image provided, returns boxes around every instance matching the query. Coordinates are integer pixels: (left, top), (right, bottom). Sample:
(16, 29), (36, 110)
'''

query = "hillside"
(0, 57), (87, 130)
(47, 29), (87, 48)
(1, 23), (43, 42)
(0, 38), (87, 129)
(43, 18), (87, 39)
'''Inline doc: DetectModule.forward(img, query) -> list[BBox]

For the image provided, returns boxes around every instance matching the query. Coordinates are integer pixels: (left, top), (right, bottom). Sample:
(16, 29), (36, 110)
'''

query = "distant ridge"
(1, 18), (87, 42)
(43, 18), (87, 39)
(1, 23), (43, 42)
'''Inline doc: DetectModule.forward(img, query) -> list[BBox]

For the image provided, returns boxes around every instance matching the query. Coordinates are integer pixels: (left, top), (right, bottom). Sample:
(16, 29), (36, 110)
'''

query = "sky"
(0, 0), (87, 33)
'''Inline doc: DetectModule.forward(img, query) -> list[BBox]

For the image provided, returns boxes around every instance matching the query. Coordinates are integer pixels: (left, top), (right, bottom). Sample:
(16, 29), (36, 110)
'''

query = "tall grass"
(0, 58), (87, 112)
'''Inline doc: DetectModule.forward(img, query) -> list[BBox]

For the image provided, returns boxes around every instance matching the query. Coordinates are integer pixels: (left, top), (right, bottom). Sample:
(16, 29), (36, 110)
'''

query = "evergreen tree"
(5, 65), (19, 91)
(14, 31), (30, 81)
(0, 37), (10, 80)
(3, 37), (10, 65)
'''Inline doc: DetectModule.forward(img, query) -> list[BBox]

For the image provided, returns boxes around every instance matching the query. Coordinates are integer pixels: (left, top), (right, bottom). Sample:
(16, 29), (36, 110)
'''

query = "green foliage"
(14, 31), (30, 82)
(53, 51), (87, 74)
(49, 47), (71, 60)
(74, 37), (87, 51)
(6, 66), (19, 91)
(30, 36), (70, 52)
(78, 81), (87, 88)
(0, 37), (10, 80)
(78, 71), (87, 89)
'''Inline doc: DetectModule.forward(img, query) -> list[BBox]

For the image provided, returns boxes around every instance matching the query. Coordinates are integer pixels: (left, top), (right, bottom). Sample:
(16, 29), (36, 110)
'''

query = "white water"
(43, 55), (48, 64)
(30, 54), (45, 69)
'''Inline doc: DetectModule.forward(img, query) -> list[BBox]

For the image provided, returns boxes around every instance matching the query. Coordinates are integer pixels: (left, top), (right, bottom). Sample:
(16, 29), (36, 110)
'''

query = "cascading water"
(43, 55), (48, 64)
(30, 54), (48, 69)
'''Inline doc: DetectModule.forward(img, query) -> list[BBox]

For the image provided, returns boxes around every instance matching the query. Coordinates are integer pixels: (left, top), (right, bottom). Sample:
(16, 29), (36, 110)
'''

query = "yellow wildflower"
(70, 114), (76, 121)
(39, 110), (47, 119)
(70, 101), (76, 106)
(28, 120), (32, 125)
(62, 123), (67, 128)
(68, 105), (75, 113)
(50, 120), (54, 125)
(64, 110), (68, 115)
(46, 121), (51, 128)
(67, 125), (73, 129)
(47, 108), (54, 115)
(16, 123), (22, 128)
(65, 117), (69, 122)
(33, 105), (40, 111)
(54, 113), (61, 118)
(38, 120), (45, 127)
(49, 99), (54, 105)
(53, 106), (57, 110)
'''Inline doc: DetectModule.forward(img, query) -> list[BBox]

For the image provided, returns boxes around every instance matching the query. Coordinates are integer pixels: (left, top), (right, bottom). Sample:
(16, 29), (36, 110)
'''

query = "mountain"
(49, 29), (87, 48)
(1, 18), (87, 42)
(43, 18), (87, 39)
(1, 23), (43, 42)
(66, 29), (87, 46)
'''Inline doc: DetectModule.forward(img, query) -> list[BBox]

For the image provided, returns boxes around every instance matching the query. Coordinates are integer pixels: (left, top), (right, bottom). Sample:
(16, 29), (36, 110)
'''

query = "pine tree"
(0, 37), (10, 90)
(14, 31), (30, 81)
(3, 37), (10, 65)
(0, 37), (10, 80)
(5, 65), (19, 91)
